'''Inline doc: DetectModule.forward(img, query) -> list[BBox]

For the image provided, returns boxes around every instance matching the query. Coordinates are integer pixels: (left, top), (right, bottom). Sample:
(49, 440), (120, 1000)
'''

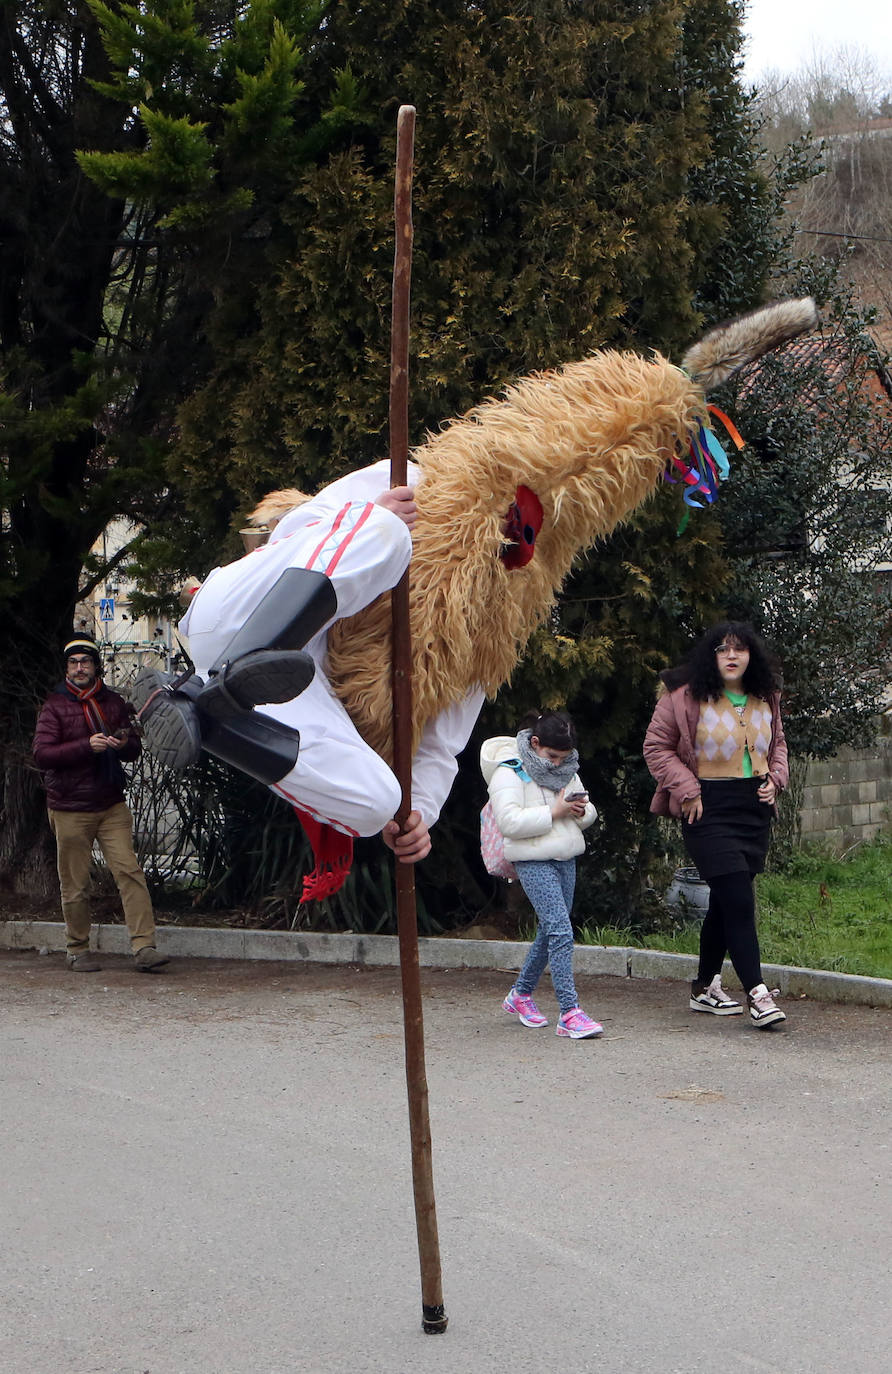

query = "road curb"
(2, 918), (890, 1008)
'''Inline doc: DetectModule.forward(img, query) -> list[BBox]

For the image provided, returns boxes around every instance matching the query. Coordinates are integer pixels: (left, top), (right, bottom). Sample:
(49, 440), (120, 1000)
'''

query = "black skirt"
(682, 777), (773, 880)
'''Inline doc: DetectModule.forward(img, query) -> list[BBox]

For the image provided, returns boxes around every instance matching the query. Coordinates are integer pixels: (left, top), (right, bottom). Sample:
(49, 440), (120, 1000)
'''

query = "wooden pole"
(389, 104), (448, 1336)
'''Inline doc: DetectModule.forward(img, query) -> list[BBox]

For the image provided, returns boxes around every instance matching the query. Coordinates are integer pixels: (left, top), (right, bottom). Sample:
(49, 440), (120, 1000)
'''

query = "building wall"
(74, 517), (177, 689)
(800, 735), (892, 848)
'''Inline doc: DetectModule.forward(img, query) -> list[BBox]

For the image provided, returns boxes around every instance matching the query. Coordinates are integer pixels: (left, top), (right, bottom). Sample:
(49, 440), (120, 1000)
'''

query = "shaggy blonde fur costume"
(243, 300), (817, 764)
(328, 351), (705, 761)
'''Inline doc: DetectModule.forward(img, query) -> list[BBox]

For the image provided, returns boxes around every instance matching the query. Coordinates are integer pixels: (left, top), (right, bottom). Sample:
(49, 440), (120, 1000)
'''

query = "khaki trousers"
(48, 803), (156, 954)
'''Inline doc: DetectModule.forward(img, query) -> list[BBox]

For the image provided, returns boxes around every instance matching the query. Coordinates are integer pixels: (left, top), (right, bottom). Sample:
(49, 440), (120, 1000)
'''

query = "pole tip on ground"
(421, 1304), (448, 1334)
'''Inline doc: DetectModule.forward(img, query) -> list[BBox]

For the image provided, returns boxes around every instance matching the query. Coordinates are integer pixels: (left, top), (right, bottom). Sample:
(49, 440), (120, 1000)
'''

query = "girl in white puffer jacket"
(480, 710), (602, 1039)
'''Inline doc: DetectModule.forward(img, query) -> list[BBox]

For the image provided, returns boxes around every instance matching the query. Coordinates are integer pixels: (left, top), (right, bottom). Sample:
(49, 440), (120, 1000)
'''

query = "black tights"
(697, 869), (762, 993)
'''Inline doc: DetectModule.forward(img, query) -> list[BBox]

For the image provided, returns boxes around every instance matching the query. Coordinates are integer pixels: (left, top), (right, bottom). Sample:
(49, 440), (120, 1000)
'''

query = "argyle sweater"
(694, 694), (772, 779)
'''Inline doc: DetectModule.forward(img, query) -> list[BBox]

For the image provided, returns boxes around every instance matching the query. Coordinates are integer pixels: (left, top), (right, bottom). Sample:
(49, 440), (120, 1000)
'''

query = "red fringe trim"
(293, 808), (354, 902)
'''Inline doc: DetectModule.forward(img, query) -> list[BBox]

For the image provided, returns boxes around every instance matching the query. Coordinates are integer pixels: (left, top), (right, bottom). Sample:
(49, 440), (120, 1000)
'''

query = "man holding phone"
(32, 636), (168, 972)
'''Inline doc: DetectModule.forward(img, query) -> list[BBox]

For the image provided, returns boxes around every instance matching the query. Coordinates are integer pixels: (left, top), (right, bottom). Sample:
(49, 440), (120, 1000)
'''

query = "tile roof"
(735, 330), (892, 413)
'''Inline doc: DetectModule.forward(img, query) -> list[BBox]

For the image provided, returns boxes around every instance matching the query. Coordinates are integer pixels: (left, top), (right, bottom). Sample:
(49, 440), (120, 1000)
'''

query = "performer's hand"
(681, 795), (703, 824)
(757, 777), (777, 805)
(104, 731), (127, 751)
(552, 788), (585, 819)
(89, 733), (110, 753)
(382, 810), (431, 863)
(376, 486), (418, 529)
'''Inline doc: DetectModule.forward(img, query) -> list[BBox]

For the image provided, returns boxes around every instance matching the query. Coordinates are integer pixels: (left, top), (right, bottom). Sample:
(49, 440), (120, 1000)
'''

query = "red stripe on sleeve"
(322, 501), (375, 576)
(305, 502), (352, 569)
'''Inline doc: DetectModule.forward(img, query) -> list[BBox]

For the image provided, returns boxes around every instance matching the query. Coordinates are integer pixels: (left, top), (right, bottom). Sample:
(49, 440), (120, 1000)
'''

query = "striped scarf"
(64, 678), (126, 789)
(65, 677), (109, 734)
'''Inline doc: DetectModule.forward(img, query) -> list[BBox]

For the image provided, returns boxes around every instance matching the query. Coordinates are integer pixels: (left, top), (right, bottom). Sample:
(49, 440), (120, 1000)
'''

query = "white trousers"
(182, 497), (411, 836)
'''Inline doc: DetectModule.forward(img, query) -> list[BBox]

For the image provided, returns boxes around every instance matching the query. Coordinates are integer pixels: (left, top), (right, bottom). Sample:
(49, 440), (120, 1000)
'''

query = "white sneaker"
(747, 983), (786, 1028)
(690, 974), (743, 1016)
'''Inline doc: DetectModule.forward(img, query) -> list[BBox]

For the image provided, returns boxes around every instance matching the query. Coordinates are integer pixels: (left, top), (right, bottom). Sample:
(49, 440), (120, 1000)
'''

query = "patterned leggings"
(514, 858), (579, 1013)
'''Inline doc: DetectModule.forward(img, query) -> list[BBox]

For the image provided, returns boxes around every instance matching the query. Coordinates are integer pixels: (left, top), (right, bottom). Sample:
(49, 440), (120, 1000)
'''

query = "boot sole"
(200, 652), (315, 717)
(132, 669), (203, 770)
(690, 999), (744, 1015)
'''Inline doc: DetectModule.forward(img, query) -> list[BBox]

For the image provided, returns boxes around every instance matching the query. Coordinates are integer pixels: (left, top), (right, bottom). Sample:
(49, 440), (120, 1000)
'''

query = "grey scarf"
(516, 728), (579, 793)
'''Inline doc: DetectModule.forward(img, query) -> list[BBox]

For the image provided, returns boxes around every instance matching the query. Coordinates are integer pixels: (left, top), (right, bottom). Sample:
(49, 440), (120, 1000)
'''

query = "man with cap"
(32, 636), (168, 972)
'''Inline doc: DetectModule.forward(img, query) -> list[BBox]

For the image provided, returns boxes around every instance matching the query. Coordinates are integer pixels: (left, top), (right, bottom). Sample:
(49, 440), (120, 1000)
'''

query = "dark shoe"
(134, 946), (169, 973)
(747, 983), (786, 1028)
(690, 975), (743, 1016)
(66, 952), (101, 972)
(198, 649), (315, 718)
(132, 668), (203, 771)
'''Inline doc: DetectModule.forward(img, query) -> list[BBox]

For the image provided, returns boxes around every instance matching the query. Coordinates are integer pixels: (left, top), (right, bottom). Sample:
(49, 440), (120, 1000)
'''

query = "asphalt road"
(1, 950), (889, 1374)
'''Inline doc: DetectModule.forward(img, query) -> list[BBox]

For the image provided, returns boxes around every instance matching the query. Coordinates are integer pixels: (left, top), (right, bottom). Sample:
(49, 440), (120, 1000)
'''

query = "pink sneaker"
(556, 1007), (603, 1039)
(502, 987), (548, 1027)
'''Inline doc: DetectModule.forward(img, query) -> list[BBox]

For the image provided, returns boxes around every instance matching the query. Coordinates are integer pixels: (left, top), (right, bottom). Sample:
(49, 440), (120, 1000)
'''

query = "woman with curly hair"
(643, 623), (789, 1029)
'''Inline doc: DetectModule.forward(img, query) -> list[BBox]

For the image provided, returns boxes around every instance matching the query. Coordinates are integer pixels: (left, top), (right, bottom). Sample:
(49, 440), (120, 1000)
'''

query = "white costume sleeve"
(269, 459), (419, 545)
(180, 475), (414, 669)
(410, 689), (486, 827)
(181, 459), (420, 642)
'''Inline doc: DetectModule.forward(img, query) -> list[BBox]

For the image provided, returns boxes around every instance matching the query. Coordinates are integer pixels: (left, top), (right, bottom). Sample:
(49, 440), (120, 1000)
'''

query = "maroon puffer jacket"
(33, 683), (142, 812)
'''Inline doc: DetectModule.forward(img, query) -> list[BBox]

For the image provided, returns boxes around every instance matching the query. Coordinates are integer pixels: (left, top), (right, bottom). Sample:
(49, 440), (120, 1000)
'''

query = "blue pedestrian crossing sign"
(99, 597), (115, 621)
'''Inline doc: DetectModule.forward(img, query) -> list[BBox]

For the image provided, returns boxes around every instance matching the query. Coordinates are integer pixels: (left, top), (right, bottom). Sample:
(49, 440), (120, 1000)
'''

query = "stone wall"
(800, 735), (892, 848)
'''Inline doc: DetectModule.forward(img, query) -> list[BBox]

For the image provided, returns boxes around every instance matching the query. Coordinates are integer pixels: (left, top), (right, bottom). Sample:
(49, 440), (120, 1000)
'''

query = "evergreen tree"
(164, 0), (747, 514)
(2, 1), (814, 917)
(1, 1), (137, 885)
(0, 1), (351, 887)
(109, 1), (763, 921)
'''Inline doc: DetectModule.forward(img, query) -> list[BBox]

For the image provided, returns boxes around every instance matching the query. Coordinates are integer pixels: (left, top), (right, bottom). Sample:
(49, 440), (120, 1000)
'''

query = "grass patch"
(577, 834), (892, 980)
(755, 836), (892, 979)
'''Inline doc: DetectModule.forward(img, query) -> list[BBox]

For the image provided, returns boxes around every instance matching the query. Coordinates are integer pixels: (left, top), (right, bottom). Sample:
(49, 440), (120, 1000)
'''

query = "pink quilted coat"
(643, 685), (789, 818)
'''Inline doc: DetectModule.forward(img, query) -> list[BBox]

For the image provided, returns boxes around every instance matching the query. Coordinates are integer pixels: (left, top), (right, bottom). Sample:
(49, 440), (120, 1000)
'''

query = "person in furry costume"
(135, 299), (818, 897)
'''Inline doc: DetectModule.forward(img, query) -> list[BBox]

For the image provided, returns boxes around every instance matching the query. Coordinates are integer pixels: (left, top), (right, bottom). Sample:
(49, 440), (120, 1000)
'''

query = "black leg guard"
(133, 669), (301, 783)
(200, 710), (301, 786)
(212, 568), (337, 661)
(198, 568), (338, 717)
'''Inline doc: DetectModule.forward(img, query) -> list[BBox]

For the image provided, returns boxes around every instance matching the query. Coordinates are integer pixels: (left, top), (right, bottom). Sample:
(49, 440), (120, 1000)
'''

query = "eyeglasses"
(715, 643), (744, 656)
(67, 656), (95, 667)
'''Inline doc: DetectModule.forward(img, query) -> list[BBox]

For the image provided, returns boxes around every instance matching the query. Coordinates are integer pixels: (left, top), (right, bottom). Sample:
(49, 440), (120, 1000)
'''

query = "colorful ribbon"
(666, 409), (745, 535)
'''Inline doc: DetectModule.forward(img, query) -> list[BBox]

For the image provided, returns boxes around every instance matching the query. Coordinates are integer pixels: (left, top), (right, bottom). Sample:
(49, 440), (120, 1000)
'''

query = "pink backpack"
(480, 801), (517, 882)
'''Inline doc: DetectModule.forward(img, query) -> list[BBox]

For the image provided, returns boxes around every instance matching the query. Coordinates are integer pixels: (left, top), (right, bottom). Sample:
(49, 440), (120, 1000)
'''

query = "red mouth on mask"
(500, 485), (544, 570)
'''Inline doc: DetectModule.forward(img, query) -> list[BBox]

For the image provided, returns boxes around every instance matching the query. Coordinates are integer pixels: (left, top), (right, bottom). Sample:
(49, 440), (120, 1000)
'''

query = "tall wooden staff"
(389, 104), (448, 1336)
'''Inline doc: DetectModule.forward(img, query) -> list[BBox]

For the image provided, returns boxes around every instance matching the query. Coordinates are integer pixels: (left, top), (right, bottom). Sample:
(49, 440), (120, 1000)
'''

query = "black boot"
(196, 568), (337, 718)
(133, 668), (303, 782)
(132, 569), (336, 773)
